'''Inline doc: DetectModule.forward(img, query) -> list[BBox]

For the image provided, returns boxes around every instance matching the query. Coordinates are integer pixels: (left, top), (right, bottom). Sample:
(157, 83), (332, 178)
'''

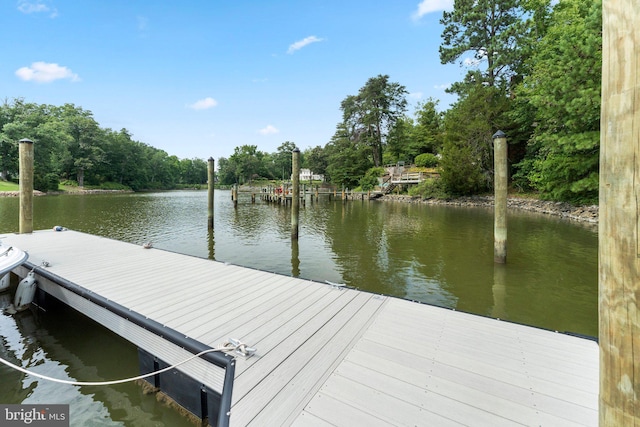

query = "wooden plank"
(599, 0), (640, 423)
(231, 288), (354, 379)
(162, 276), (302, 328)
(371, 300), (598, 381)
(249, 296), (386, 427)
(27, 269), (227, 393)
(230, 292), (375, 426)
(313, 373), (465, 427)
(133, 270), (290, 319)
(334, 359), (522, 427)
(342, 350), (596, 427)
(293, 393), (392, 427)
(105, 266), (268, 309)
(2, 230), (600, 426)
(352, 337), (598, 420)
(186, 280), (328, 344)
(367, 320), (597, 392)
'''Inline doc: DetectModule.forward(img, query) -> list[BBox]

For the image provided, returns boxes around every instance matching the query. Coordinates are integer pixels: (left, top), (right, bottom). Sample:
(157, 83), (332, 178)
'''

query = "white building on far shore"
(297, 168), (324, 182)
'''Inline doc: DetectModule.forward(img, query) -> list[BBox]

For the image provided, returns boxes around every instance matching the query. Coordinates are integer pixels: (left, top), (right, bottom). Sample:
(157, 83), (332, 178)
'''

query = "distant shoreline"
(0, 189), (133, 197)
(378, 194), (598, 225)
(1, 187), (598, 226)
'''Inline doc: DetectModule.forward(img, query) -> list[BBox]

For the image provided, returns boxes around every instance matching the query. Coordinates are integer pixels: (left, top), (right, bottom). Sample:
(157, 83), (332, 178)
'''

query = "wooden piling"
(493, 130), (507, 264)
(232, 184), (238, 208)
(207, 157), (214, 230)
(291, 237), (300, 277)
(599, 1), (640, 424)
(291, 148), (300, 239)
(19, 138), (34, 234)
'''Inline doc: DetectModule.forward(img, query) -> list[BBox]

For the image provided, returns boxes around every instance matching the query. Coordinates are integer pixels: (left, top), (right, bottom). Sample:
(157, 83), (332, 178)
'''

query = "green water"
(0, 190), (598, 426)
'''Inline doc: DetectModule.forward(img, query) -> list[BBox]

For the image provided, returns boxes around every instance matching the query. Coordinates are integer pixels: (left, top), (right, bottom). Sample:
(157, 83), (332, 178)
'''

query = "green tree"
(302, 145), (329, 177)
(58, 104), (105, 187)
(440, 83), (511, 194)
(228, 145), (266, 184)
(269, 141), (298, 181)
(1, 101), (70, 191)
(360, 167), (385, 191)
(513, 0), (601, 203)
(325, 124), (373, 187)
(341, 75), (408, 167)
(178, 158), (208, 185)
(216, 157), (238, 186)
(411, 99), (444, 157)
(0, 100), (23, 180)
(99, 128), (139, 187)
(385, 116), (414, 164)
(440, 0), (528, 91)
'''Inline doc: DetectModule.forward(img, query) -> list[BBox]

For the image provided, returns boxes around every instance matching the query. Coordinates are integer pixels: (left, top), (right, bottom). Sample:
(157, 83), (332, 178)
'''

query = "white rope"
(0, 343), (238, 387)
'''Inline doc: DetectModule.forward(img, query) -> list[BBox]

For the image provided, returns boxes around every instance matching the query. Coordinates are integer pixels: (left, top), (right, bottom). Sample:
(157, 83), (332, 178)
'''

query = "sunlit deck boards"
(1, 230), (598, 426)
(293, 299), (598, 427)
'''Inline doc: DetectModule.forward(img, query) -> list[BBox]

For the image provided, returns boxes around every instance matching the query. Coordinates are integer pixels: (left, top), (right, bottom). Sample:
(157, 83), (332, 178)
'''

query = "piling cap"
(292, 147), (300, 153)
(19, 138), (34, 144)
(208, 157), (214, 161)
(492, 130), (506, 139)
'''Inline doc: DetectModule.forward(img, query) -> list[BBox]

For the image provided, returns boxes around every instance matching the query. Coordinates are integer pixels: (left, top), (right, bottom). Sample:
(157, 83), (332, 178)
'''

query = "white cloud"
(287, 36), (324, 54)
(409, 92), (423, 100)
(15, 62), (79, 83)
(17, 1), (58, 17)
(411, 0), (454, 20)
(258, 125), (279, 135)
(188, 97), (218, 110)
(433, 83), (451, 90)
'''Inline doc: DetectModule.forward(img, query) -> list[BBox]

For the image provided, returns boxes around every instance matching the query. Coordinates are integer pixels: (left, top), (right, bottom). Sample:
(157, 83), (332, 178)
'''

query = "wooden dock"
(1, 229), (598, 426)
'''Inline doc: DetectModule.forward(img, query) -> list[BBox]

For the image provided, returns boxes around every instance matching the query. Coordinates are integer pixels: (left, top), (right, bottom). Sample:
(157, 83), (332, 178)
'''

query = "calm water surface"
(0, 190), (598, 426)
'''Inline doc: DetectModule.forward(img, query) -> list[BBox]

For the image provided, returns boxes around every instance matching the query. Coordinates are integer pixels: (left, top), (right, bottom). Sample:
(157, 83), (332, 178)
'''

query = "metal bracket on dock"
(224, 338), (256, 358)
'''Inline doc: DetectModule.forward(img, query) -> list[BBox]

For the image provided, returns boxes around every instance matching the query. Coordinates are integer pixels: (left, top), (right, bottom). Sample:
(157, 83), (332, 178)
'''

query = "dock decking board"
(1, 230), (598, 426)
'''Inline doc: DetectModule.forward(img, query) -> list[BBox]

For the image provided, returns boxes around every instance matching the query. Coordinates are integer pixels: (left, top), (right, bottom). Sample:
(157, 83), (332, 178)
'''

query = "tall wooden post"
(207, 157), (215, 230)
(599, 1), (640, 424)
(291, 237), (300, 277)
(291, 148), (300, 239)
(232, 184), (238, 208)
(493, 130), (507, 263)
(19, 138), (34, 234)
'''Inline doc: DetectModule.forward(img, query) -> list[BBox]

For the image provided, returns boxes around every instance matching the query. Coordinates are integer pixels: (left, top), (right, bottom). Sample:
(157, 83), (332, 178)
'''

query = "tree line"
(219, 0), (601, 204)
(0, 100), (208, 191)
(2, 0), (600, 204)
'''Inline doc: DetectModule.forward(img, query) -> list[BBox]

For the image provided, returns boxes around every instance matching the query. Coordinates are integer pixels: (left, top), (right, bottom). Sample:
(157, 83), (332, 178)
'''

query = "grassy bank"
(0, 181), (19, 191)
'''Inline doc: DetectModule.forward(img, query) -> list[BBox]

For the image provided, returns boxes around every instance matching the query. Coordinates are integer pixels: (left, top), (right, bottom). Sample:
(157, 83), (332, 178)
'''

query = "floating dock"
(1, 229), (598, 426)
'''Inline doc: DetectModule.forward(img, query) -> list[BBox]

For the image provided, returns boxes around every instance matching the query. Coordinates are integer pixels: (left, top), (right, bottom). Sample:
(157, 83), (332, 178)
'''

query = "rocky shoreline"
(378, 194), (599, 225)
(0, 189), (132, 197)
(0, 187), (598, 226)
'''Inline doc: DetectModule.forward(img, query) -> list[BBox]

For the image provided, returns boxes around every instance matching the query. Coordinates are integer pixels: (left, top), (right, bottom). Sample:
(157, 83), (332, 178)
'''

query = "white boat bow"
(0, 244), (29, 277)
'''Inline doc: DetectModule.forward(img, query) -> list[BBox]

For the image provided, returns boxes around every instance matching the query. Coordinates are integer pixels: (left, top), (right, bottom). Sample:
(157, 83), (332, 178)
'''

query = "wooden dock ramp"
(1, 230), (598, 426)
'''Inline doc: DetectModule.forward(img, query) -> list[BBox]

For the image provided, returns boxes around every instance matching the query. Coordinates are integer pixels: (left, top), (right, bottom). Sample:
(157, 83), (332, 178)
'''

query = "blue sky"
(1, 0), (467, 163)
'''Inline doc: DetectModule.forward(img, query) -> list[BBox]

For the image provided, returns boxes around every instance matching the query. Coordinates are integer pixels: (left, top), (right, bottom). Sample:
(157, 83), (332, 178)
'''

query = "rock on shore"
(0, 189), (132, 197)
(379, 194), (598, 224)
(0, 190), (46, 197)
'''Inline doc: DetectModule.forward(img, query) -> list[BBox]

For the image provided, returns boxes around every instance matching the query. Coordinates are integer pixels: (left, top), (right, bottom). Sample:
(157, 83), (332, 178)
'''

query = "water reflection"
(207, 228), (215, 261)
(0, 191), (598, 336)
(291, 238), (300, 277)
(492, 264), (507, 319)
(0, 190), (598, 425)
(0, 294), (193, 426)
